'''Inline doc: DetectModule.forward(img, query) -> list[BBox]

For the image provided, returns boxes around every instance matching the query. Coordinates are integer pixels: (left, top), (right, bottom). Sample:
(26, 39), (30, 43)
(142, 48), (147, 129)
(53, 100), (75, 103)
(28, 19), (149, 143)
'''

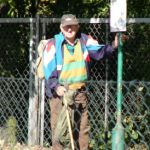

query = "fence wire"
(0, 18), (150, 150)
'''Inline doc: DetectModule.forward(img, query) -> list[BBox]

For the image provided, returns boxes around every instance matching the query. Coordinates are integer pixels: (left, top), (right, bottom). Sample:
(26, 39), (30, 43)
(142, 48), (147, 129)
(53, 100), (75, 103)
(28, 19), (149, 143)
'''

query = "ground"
(0, 142), (51, 150)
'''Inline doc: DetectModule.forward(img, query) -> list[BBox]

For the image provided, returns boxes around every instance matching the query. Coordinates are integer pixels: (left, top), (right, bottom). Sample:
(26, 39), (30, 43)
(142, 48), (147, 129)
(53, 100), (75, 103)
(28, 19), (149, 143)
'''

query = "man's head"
(60, 14), (79, 43)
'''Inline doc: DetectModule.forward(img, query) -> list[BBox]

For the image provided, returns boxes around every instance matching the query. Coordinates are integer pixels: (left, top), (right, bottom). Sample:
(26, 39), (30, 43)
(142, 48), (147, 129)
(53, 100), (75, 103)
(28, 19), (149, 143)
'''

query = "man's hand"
(112, 33), (118, 49)
(112, 33), (128, 49)
(56, 86), (67, 96)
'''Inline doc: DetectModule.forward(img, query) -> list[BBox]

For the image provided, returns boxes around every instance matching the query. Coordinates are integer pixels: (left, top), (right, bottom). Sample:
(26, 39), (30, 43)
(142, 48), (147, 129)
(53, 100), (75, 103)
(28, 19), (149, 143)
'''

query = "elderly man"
(42, 14), (118, 150)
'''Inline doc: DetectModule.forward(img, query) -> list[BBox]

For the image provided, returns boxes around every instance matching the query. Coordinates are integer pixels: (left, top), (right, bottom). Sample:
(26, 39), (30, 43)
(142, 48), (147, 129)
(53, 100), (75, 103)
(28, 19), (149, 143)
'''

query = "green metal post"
(112, 33), (125, 150)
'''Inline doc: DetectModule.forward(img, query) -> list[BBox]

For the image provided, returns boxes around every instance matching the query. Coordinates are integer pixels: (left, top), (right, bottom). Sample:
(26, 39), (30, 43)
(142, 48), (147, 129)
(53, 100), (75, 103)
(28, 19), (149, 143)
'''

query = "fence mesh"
(0, 18), (150, 150)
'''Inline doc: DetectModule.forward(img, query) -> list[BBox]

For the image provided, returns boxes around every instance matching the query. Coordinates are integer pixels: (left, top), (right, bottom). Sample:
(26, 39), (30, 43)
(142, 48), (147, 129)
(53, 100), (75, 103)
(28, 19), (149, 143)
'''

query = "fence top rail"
(0, 18), (36, 23)
(0, 18), (150, 24)
(40, 18), (150, 24)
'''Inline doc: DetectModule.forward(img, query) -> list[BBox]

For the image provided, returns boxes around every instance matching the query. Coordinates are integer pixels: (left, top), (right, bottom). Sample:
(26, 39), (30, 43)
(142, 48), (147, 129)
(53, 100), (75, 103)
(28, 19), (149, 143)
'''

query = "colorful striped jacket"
(43, 32), (114, 97)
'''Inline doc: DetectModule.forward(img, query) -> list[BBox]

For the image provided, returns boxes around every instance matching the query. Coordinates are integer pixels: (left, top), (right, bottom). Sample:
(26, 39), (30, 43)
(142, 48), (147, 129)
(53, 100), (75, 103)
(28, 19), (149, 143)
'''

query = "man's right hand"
(55, 86), (67, 96)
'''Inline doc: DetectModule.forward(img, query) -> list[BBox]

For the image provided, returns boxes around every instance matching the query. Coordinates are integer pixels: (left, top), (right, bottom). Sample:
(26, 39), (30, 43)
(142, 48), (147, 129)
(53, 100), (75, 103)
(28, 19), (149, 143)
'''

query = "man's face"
(60, 24), (79, 41)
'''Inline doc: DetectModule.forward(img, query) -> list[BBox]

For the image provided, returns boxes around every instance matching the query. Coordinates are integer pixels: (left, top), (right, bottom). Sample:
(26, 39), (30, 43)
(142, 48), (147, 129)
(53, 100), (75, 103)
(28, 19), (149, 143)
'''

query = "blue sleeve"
(88, 44), (114, 60)
(82, 33), (114, 60)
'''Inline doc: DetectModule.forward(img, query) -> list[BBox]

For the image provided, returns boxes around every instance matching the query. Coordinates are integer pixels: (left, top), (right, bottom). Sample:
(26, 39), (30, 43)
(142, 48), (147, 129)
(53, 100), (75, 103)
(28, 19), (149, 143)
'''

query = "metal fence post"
(36, 14), (41, 145)
(112, 33), (125, 150)
(28, 17), (39, 145)
(39, 22), (46, 146)
(104, 23), (109, 150)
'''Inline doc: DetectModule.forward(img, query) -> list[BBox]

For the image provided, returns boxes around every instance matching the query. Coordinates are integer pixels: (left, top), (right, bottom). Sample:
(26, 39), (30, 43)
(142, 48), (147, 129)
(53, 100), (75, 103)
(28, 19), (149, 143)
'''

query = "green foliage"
(124, 116), (138, 140)
(123, 24), (150, 81)
(0, 23), (29, 77)
(1, 0), (150, 18)
(0, 0), (109, 17)
(89, 109), (149, 149)
(123, 111), (149, 149)
(128, 0), (150, 17)
(89, 131), (112, 150)
(6, 116), (17, 146)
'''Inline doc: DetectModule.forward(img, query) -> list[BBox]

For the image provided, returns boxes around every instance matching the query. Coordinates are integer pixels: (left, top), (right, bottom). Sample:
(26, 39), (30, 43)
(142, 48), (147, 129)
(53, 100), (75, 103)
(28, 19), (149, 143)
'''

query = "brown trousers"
(49, 91), (90, 150)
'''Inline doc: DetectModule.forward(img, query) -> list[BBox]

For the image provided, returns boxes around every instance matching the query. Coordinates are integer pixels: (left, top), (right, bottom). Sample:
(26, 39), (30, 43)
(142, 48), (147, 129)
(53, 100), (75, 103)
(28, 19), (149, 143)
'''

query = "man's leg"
(74, 91), (90, 150)
(49, 97), (63, 150)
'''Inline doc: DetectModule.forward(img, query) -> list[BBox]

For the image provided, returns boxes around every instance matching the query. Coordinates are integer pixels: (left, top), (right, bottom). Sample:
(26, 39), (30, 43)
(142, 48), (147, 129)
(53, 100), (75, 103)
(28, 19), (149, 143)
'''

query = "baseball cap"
(61, 14), (79, 27)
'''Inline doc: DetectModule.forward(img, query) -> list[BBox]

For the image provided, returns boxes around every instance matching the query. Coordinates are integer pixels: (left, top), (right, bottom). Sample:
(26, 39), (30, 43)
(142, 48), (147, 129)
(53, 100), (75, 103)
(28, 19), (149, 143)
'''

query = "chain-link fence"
(0, 18), (150, 150)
